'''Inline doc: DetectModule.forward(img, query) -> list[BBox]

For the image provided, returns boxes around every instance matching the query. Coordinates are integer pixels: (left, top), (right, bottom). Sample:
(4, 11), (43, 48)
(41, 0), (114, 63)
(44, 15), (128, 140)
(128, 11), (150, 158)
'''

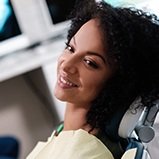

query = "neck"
(64, 103), (93, 131)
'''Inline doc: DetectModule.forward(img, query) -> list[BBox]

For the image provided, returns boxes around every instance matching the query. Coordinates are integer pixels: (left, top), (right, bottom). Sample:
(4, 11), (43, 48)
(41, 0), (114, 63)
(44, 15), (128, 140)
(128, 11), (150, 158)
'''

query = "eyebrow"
(87, 52), (106, 64)
(72, 37), (106, 64)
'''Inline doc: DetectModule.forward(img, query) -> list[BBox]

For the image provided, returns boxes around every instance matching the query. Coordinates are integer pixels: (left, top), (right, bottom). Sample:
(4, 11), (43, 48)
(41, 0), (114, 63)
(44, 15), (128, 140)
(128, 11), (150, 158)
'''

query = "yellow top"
(26, 129), (114, 159)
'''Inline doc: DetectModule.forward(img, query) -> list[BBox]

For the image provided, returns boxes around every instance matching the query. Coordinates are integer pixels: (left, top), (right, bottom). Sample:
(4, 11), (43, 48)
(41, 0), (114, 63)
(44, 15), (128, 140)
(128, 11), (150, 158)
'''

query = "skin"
(54, 19), (113, 133)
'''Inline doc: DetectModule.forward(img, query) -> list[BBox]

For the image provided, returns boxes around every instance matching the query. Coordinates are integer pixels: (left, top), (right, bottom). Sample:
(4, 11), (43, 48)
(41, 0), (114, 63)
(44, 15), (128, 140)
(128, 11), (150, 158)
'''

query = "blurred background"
(0, 0), (158, 158)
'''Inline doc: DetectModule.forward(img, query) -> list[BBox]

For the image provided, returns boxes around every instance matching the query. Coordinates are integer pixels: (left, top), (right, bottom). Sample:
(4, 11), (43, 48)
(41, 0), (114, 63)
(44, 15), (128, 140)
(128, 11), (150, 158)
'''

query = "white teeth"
(60, 77), (74, 86)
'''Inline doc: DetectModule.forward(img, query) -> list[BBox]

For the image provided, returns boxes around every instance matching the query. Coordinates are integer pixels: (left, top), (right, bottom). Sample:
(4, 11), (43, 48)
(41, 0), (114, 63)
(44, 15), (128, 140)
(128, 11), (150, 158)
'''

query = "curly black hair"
(66, 0), (159, 132)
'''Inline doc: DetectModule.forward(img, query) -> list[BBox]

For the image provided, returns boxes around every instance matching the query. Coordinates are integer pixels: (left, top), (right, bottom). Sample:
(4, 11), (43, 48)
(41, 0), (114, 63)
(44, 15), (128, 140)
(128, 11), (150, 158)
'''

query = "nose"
(59, 55), (78, 74)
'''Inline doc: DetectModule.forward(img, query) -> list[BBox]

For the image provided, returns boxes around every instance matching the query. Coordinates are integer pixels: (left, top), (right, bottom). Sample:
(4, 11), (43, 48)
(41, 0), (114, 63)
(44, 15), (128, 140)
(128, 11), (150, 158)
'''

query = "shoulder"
(27, 129), (114, 159)
(58, 129), (114, 159)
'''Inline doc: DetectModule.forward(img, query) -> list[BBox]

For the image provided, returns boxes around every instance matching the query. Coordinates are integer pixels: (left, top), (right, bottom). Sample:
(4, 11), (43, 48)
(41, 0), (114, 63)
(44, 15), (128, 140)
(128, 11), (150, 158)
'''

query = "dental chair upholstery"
(105, 97), (159, 159)
(119, 98), (159, 159)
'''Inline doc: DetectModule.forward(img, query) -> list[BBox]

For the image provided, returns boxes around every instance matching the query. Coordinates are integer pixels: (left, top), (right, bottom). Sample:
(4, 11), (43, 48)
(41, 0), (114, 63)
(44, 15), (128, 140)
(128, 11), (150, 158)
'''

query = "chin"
(54, 91), (63, 101)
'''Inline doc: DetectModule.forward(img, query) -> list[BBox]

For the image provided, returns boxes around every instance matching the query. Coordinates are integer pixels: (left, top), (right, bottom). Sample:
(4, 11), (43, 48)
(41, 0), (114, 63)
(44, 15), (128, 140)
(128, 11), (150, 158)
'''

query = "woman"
(27, 0), (159, 158)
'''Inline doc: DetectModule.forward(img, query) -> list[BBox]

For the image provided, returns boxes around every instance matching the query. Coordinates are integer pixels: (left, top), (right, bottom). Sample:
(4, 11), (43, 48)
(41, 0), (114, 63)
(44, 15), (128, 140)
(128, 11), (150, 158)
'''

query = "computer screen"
(38, 0), (77, 40)
(45, 0), (77, 24)
(0, 0), (21, 41)
(0, 0), (29, 56)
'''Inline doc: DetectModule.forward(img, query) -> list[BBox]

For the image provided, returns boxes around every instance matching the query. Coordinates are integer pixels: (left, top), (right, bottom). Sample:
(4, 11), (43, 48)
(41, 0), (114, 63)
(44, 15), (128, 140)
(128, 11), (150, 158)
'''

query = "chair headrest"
(118, 98), (159, 143)
(104, 107), (127, 142)
(118, 97), (144, 139)
(104, 97), (143, 142)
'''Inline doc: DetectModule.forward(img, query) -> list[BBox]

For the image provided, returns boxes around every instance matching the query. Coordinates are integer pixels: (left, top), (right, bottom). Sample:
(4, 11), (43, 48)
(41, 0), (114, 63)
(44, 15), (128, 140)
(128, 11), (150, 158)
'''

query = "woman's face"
(54, 19), (113, 106)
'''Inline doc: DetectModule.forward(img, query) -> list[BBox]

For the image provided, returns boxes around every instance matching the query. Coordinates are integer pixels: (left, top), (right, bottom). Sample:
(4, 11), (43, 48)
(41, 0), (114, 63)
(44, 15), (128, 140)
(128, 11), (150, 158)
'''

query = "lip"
(58, 75), (78, 89)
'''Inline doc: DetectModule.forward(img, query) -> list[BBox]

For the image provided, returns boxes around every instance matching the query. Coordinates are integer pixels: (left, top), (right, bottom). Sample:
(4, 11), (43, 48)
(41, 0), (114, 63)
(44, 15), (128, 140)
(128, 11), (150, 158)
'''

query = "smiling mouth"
(58, 76), (78, 88)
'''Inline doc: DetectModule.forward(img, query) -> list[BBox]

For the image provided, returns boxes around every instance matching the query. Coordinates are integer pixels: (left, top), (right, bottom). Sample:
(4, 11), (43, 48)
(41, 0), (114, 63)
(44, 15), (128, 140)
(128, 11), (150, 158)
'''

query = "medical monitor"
(0, 0), (29, 56)
(39, 0), (77, 40)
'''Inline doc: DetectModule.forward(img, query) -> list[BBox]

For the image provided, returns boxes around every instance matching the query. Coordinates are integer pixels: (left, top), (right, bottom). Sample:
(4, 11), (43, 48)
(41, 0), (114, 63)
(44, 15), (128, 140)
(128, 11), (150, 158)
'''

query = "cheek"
(81, 68), (112, 99)
(93, 79), (105, 93)
(83, 76), (106, 96)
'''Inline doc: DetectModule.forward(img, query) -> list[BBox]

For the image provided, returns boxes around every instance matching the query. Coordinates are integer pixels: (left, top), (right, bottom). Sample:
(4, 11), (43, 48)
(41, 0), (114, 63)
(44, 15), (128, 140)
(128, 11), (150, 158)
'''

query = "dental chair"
(105, 97), (159, 159)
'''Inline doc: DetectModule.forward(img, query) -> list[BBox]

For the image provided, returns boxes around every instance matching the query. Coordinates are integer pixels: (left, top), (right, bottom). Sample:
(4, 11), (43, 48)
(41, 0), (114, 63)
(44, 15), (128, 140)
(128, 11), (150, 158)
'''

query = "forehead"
(75, 19), (103, 41)
(73, 19), (106, 56)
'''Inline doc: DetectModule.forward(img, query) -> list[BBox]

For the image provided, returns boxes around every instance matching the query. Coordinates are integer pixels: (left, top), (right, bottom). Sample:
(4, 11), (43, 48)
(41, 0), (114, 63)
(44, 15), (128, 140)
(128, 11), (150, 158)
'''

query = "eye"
(83, 59), (99, 69)
(65, 42), (74, 53)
